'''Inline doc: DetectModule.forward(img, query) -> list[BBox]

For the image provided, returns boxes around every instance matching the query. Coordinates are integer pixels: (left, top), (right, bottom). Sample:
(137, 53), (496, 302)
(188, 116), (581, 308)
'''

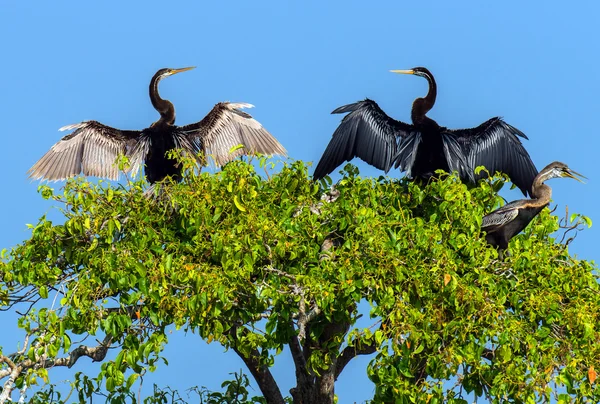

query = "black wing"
(451, 118), (538, 196)
(313, 99), (413, 180)
(181, 102), (286, 167)
(28, 121), (141, 181)
(441, 132), (472, 180)
(393, 131), (421, 175)
(481, 199), (524, 231)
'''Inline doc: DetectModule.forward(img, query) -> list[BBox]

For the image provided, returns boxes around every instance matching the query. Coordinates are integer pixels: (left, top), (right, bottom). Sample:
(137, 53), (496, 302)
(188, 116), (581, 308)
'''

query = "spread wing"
(28, 121), (141, 181)
(180, 102), (286, 167)
(481, 200), (523, 231)
(313, 99), (413, 180)
(441, 132), (472, 180)
(393, 131), (421, 176)
(451, 118), (538, 196)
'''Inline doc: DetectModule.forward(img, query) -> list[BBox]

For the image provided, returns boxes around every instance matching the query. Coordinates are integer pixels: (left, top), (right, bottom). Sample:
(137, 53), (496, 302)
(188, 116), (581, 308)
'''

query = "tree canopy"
(1, 157), (598, 403)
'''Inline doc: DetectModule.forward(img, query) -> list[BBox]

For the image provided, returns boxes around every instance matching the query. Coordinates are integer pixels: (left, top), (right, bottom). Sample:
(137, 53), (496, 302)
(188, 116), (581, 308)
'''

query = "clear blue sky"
(1, 1), (598, 402)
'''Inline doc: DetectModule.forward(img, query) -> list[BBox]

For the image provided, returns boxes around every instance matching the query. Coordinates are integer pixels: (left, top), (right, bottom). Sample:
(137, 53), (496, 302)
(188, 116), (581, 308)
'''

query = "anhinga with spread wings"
(28, 67), (286, 184)
(313, 67), (538, 196)
(482, 161), (585, 254)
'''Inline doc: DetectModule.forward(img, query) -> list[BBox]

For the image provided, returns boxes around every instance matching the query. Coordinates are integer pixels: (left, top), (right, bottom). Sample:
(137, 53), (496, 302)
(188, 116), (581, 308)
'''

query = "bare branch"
(264, 266), (296, 281)
(558, 205), (588, 246)
(0, 355), (21, 404)
(297, 295), (321, 342)
(17, 382), (28, 404)
(0, 335), (112, 404)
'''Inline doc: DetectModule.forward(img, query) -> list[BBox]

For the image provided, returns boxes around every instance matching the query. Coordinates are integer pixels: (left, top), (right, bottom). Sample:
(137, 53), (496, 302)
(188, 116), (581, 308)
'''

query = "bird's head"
(389, 67), (433, 80)
(541, 161), (586, 183)
(389, 67), (436, 122)
(149, 67), (196, 125)
(155, 66), (196, 80)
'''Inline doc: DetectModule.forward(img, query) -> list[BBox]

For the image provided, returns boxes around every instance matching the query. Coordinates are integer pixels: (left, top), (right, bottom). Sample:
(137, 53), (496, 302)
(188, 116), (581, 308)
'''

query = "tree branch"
(334, 342), (377, 381)
(264, 266), (297, 281)
(297, 295), (321, 342)
(289, 330), (312, 395)
(0, 355), (21, 404)
(228, 326), (284, 404)
(482, 348), (495, 362)
(0, 336), (111, 404)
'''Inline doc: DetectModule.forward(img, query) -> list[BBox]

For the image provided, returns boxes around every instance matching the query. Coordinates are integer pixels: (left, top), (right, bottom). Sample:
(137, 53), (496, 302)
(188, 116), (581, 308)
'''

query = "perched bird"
(313, 67), (538, 196)
(28, 67), (286, 184)
(482, 161), (585, 254)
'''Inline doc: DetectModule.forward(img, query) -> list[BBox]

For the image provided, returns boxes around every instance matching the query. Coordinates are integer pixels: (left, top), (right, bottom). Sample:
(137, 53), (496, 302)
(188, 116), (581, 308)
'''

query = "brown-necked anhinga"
(313, 67), (538, 196)
(482, 161), (585, 254)
(28, 67), (286, 184)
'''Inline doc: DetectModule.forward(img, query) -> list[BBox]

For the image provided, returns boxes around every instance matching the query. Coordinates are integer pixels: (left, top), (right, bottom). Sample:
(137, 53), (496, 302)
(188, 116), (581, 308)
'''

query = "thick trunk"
(314, 370), (336, 402)
(234, 297), (371, 403)
(289, 367), (336, 404)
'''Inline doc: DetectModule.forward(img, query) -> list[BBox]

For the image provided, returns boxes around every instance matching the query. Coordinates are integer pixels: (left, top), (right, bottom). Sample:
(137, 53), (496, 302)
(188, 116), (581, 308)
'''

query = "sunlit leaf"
(233, 195), (246, 212)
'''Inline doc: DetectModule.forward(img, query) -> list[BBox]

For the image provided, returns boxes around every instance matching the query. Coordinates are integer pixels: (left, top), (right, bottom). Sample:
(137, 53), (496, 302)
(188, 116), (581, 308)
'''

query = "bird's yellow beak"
(390, 69), (415, 75)
(564, 168), (587, 183)
(170, 66), (196, 75)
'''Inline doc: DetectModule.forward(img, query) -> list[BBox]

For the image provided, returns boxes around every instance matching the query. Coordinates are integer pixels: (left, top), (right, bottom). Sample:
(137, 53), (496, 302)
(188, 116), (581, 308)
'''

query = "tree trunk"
(289, 368), (336, 404)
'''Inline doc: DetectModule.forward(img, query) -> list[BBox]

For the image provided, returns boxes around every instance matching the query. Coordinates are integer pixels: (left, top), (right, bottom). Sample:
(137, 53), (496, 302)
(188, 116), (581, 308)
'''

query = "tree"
(1, 157), (599, 403)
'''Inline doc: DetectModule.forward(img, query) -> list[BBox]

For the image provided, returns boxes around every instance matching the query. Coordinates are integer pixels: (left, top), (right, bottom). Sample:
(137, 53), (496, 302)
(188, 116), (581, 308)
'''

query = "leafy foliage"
(26, 370), (264, 404)
(0, 158), (598, 403)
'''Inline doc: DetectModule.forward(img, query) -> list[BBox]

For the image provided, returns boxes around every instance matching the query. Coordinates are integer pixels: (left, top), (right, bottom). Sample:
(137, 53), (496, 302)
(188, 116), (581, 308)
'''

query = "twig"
(0, 336), (112, 404)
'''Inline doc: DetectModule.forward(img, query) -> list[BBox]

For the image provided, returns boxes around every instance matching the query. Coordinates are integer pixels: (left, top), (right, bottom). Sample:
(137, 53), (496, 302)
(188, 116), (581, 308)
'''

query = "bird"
(481, 161), (585, 255)
(28, 67), (286, 185)
(313, 67), (538, 196)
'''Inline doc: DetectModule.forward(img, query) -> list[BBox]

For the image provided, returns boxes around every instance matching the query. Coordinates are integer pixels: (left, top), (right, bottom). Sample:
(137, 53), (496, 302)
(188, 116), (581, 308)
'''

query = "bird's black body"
(142, 125), (185, 184)
(314, 67), (538, 196)
(28, 67), (286, 185)
(483, 201), (544, 250)
(409, 117), (448, 180)
(482, 161), (585, 252)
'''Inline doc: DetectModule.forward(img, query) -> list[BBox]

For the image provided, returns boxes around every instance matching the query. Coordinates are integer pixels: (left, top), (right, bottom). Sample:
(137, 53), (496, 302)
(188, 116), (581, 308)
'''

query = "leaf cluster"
(0, 160), (598, 403)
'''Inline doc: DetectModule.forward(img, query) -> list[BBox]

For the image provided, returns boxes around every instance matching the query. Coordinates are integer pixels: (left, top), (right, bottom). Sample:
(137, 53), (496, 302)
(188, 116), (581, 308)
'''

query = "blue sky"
(1, 1), (598, 402)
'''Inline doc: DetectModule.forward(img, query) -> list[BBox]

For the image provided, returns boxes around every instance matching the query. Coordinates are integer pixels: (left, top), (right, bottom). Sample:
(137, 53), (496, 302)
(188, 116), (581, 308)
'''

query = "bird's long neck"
(528, 182), (552, 208)
(150, 73), (175, 126)
(411, 72), (437, 125)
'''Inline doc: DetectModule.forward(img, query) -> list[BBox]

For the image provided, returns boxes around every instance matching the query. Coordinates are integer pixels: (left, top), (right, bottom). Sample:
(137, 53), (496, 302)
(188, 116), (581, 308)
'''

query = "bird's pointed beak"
(390, 69), (415, 75)
(564, 168), (587, 183)
(170, 66), (196, 75)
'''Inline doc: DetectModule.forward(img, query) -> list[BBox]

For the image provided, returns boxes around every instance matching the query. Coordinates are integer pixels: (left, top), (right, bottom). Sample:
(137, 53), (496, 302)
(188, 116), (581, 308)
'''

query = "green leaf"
(106, 376), (115, 392)
(87, 237), (99, 252)
(126, 373), (139, 390)
(229, 144), (245, 154)
(233, 195), (246, 212)
(63, 334), (71, 352)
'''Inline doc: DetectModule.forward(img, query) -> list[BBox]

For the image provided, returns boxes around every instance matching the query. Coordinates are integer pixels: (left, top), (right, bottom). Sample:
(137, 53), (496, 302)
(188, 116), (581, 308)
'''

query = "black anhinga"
(482, 161), (585, 253)
(28, 67), (286, 184)
(313, 67), (538, 196)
